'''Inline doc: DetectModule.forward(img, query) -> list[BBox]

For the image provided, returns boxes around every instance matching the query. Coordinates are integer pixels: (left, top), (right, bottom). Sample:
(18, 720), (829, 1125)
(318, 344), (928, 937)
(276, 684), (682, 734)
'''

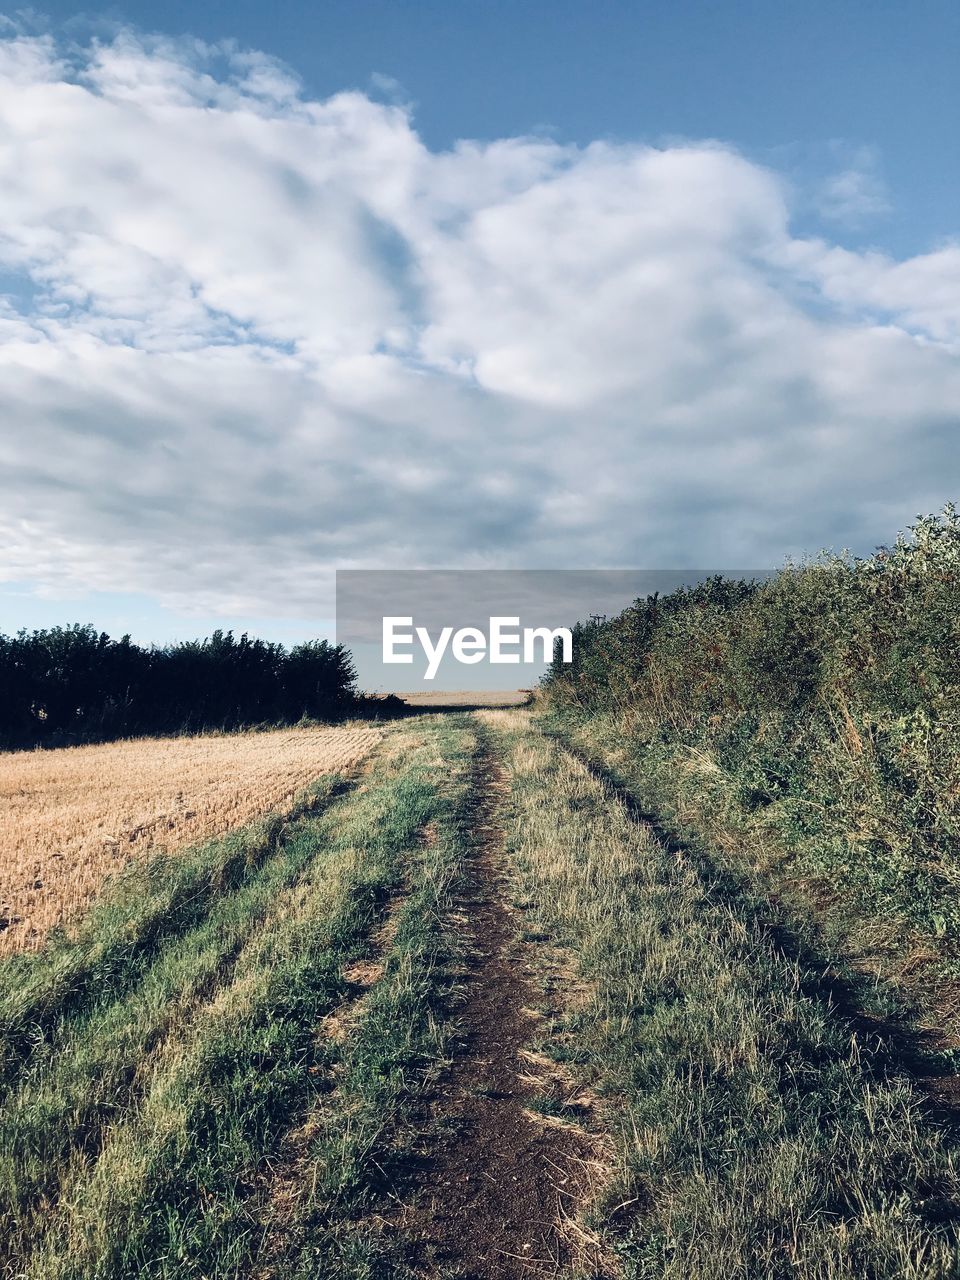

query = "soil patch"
(401, 736), (600, 1278)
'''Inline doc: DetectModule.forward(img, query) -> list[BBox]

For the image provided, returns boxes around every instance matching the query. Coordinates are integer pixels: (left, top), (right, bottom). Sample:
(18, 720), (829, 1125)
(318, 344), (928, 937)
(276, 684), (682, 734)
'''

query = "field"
(2, 699), (960, 1278)
(397, 689), (531, 707)
(0, 725), (380, 954)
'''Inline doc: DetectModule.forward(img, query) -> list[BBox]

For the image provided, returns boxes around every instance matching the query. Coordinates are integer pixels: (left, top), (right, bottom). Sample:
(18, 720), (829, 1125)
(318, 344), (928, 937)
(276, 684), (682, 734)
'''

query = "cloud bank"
(0, 32), (957, 614)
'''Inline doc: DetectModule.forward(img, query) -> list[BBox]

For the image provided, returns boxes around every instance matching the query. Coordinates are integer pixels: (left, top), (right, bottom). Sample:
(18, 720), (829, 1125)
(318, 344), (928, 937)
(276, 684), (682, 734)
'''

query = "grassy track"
(5, 706), (960, 1279)
(483, 708), (960, 1279)
(0, 718), (474, 1280)
(247, 719), (476, 1277)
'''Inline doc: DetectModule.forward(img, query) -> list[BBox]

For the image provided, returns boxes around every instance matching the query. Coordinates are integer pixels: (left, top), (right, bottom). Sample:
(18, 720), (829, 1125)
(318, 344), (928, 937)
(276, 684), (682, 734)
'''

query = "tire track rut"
(402, 729), (598, 1279)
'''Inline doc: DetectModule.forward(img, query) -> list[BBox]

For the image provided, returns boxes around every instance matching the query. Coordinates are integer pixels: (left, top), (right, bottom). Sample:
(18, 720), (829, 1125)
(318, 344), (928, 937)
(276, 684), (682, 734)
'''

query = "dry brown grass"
(0, 724), (381, 954)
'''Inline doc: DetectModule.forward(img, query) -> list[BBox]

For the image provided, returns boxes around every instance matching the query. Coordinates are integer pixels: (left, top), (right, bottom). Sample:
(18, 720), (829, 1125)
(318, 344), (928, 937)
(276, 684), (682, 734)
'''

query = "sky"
(0, 1), (958, 646)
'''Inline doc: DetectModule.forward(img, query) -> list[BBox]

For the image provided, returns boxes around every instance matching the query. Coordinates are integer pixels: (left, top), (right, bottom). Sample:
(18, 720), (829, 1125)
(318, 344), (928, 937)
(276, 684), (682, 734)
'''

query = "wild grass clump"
(540, 506), (960, 953)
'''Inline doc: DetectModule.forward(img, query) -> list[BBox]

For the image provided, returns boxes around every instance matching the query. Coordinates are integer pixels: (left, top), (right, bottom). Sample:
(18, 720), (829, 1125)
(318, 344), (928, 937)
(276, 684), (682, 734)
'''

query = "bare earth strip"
(398, 729), (603, 1278)
(0, 723), (381, 953)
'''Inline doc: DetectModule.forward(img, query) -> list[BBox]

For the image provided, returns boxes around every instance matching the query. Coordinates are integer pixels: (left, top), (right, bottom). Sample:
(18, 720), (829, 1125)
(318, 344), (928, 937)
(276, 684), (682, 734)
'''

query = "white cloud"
(0, 31), (957, 616)
(785, 240), (960, 346)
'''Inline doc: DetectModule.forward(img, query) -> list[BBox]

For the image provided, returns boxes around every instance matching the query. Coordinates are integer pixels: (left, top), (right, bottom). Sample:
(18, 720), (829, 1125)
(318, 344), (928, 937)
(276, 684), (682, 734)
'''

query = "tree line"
(0, 625), (360, 749)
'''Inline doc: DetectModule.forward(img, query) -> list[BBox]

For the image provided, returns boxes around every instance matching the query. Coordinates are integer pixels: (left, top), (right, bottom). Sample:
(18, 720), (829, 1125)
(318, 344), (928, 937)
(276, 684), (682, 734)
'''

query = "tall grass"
(540, 508), (960, 965)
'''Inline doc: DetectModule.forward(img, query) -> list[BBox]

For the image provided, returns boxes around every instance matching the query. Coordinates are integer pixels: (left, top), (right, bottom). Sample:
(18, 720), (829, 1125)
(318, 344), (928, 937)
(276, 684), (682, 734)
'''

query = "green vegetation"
(486, 711), (960, 1279)
(0, 718), (475, 1280)
(259, 725), (476, 1278)
(0, 625), (363, 750)
(539, 508), (960, 992)
(0, 776), (346, 1082)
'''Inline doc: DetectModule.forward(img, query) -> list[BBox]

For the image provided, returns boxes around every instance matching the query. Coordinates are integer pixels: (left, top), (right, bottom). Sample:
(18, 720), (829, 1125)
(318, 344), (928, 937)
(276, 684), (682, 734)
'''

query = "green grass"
(0, 717), (477, 1280)
(259, 720), (478, 1278)
(0, 775), (345, 1082)
(485, 709), (960, 1279)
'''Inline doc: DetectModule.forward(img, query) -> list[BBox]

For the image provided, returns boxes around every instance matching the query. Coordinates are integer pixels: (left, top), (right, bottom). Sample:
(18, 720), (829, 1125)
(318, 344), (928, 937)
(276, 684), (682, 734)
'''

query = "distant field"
(398, 689), (529, 707)
(0, 724), (380, 953)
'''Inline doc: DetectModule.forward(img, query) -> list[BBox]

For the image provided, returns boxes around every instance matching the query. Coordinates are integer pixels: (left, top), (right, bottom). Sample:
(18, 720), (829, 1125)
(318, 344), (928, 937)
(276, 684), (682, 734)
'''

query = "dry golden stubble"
(0, 724), (381, 954)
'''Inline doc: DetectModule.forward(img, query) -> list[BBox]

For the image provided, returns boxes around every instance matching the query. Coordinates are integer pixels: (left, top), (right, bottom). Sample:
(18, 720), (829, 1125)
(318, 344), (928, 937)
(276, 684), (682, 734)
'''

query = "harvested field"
(0, 723), (380, 953)
(398, 689), (530, 708)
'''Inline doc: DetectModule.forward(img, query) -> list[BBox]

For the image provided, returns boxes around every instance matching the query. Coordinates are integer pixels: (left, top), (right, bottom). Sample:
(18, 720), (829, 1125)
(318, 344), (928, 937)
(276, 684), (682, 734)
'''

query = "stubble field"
(0, 724), (381, 953)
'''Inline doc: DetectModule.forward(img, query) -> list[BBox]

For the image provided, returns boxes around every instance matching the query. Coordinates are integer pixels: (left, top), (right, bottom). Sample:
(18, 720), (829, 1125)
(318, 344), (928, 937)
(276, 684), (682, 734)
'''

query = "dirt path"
(401, 731), (598, 1279)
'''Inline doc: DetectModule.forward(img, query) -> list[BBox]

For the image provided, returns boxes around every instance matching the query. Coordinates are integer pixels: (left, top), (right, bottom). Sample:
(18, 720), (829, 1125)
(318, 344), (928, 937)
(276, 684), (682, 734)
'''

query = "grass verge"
(543, 703), (960, 1067)
(486, 708), (960, 1280)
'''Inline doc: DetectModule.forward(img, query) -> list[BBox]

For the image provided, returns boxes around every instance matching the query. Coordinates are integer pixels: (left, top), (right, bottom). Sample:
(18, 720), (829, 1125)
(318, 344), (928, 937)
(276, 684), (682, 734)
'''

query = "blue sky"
(28, 0), (959, 257)
(0, 1), (958, 648)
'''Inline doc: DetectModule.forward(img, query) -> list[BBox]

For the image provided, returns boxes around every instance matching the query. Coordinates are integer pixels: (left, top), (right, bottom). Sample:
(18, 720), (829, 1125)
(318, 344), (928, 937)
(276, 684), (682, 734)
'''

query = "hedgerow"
(541, 506), (960, 944)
